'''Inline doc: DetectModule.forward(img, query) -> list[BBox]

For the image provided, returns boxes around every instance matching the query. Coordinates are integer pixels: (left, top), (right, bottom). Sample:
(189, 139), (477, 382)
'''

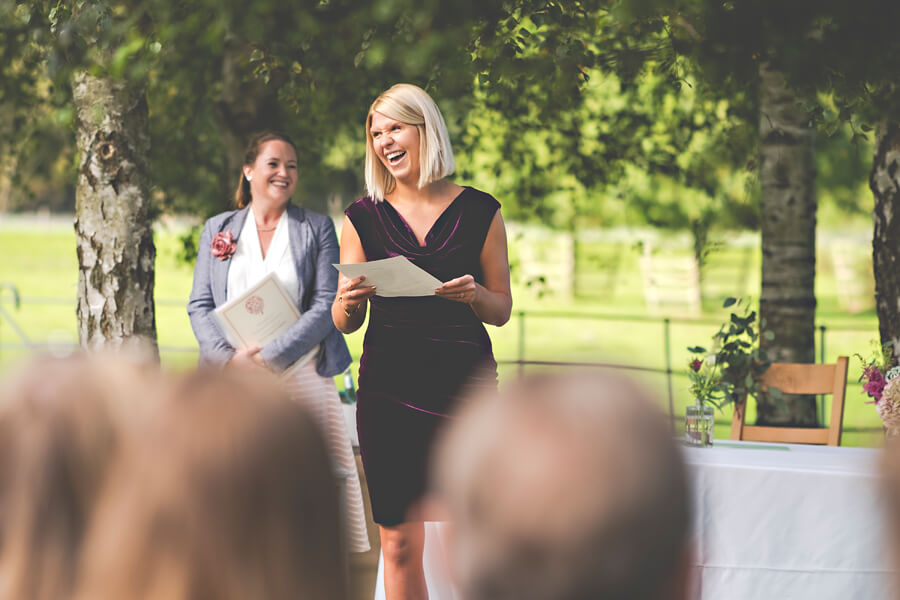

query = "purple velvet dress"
(346, 187), (500, 525)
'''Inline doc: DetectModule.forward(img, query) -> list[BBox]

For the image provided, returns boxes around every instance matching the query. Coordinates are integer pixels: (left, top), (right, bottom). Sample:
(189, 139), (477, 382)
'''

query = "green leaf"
(763, 330), (775, 341)
(687, 346), (706, 353)
(723, 297), (737, 308)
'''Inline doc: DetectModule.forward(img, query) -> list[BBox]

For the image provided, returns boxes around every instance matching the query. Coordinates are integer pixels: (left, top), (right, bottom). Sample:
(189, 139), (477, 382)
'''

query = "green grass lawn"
(0, 218), (883, 447)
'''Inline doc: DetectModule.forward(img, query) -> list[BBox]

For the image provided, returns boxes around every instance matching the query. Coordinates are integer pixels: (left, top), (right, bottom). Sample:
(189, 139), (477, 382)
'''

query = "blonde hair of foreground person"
(72, 368), (348, 600)
(434, 371), (691, 600)
(364, 83), (455, 201)
(0, 353), (160, 600)
(880, 440), (900, 594)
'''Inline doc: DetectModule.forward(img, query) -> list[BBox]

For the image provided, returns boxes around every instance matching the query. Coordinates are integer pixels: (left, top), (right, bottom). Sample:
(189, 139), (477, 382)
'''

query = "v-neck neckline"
(383, 186), (468, 248)
(247, 208), (287, 267)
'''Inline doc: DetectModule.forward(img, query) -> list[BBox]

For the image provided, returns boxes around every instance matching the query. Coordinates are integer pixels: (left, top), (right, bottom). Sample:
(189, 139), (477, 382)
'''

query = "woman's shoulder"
(288, 204), (332, 229)
(344, 196), (377, 220)
(459, 186), (501, 215)
(203, 207), (245, 231)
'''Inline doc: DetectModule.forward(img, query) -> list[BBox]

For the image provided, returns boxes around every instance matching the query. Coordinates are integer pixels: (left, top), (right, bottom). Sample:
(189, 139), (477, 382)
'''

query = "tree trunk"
(0, 148), (20, 213)
(757, 62), (817, 426)
(72, 72), (158, 357)
(870, 123), (900, 362)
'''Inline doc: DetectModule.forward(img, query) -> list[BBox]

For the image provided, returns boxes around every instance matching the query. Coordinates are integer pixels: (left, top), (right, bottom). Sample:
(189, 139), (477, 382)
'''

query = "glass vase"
(685, 402), (715, 447)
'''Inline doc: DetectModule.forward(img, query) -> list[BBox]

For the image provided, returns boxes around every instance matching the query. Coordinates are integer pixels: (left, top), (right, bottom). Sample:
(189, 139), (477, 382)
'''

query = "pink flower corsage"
(210, 230), (236, 260)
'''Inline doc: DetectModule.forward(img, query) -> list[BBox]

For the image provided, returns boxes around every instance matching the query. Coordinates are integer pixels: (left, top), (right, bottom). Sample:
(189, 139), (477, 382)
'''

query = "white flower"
(878, 377), (900, 428)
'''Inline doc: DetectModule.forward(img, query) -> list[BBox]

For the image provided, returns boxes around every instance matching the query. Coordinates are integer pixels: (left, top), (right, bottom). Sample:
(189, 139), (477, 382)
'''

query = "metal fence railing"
(0, 286), (880, 433)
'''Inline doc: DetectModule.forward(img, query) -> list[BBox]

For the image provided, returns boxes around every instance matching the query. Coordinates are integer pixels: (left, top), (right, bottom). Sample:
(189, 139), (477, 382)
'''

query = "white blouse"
(226, 207), (320, 371)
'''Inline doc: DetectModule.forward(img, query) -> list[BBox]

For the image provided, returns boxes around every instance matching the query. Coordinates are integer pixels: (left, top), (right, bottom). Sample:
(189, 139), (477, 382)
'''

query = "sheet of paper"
(334, 256), (443, 297)
(214, 272), (300, 349)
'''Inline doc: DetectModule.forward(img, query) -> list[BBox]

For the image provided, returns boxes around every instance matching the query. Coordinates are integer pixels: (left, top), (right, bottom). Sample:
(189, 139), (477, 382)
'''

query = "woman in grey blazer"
(187, 140), (350, 377)
(187, 130), (369, 553)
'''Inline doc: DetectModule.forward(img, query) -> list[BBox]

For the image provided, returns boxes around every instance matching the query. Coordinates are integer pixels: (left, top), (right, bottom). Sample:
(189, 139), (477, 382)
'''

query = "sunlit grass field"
(0, 216), (883, 447)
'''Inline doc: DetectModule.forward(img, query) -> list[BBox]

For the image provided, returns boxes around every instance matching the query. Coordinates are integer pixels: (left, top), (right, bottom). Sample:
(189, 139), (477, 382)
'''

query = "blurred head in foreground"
(73, 367), (346, 600)
(434, 371), (691, 600)
(0, 353), (159, 600)
(879, 439), (900, 595)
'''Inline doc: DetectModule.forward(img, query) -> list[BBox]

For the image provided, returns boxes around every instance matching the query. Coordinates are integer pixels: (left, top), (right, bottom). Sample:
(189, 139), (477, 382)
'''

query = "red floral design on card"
(245, 295), (264, 315)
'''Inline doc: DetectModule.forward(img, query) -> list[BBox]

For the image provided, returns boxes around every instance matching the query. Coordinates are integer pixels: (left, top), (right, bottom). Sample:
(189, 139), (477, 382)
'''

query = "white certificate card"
(214, 272), (300, 349)
(333, 256), (443, 297)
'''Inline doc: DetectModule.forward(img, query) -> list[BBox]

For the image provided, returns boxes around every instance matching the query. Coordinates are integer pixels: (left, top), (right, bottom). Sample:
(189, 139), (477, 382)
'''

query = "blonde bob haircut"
(365, 83), (455, 202)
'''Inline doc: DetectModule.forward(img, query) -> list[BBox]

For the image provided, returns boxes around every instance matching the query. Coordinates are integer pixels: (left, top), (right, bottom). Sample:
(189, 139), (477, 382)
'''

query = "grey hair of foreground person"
(433, 371), (692, 600)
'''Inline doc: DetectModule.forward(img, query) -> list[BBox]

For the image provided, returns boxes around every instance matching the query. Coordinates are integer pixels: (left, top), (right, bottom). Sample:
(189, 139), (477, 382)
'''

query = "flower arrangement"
(210, 230), (237, 260)
(687, 298), (771, 410)
(856, 341), (900, 435)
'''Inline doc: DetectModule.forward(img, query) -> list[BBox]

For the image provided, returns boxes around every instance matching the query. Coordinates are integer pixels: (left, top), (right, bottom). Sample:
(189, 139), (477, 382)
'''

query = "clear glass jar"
(685, 402), (715, 447)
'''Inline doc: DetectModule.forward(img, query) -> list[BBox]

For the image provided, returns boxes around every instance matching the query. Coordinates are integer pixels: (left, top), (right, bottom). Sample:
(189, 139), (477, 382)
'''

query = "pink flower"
(862, 366), (887, 403)
(211, 230), (236, 261)
(690, 359), (703, 372)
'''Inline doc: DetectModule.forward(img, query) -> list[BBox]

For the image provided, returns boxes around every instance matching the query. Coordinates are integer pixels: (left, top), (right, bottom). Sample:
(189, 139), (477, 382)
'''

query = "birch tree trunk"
(72, 73), (158, 357)
(757, 62), (817, 425)
(870, 123), (900, 361)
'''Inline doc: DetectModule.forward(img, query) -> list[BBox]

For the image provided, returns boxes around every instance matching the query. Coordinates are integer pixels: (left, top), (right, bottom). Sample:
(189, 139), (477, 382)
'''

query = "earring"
(246, 175), (252, 182)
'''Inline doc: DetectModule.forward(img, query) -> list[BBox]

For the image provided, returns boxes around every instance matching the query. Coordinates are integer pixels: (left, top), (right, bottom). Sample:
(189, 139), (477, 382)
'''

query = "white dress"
(227, 208), (370, 553)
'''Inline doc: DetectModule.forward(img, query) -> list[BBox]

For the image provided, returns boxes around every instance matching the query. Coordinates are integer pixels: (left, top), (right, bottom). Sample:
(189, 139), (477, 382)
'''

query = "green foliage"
(687, 297), (771, 410)
(458, 60), (760, 232)
(623, 0), (900, 133)
(0, 0), (881, 234)
(855, 339), (896, 376)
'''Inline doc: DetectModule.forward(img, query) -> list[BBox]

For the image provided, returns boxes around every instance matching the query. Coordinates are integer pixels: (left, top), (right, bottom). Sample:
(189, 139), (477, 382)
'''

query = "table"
(373, 441), (895, 600)
(686, 440), (893, 599)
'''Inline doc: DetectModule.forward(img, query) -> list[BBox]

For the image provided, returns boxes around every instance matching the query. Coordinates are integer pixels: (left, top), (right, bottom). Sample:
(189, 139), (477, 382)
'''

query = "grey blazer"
(187, 203), (352, 377)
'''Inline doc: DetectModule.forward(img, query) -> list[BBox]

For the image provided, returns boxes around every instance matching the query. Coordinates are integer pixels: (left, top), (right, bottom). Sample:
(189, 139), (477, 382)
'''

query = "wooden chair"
(730, 356), (849, 446)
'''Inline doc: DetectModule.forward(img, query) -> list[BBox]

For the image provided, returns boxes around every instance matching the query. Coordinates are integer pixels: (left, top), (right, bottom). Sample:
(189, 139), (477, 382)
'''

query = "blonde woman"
(333, 83), (512, 599)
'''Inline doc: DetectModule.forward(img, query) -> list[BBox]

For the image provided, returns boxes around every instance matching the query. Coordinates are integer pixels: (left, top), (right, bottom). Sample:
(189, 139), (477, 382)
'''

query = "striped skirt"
(283, 358), (370, 553)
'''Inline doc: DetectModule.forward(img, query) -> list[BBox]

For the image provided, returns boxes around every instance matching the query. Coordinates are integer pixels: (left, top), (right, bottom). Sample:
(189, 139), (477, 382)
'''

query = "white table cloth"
(373, 441), (895, 600)
(686, 440), (893, 599)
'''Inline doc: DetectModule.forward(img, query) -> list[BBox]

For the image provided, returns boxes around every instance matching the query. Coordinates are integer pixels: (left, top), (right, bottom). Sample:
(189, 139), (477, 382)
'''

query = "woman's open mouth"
(387, 151), (406, 165)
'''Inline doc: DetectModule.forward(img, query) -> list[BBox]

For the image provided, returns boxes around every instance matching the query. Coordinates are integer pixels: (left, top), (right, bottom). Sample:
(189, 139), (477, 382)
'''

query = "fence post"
(819, 325), (826, 364)
(819, 324), (827, 426)
(0, 283), (32, 348)
(517, 310), (526, 377)
(663, 317), (674, 428)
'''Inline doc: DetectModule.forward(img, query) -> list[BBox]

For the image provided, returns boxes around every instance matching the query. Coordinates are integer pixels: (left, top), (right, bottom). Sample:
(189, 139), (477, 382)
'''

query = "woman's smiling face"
(370, 111), (420, 186)
(243, 140), (298, 205)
